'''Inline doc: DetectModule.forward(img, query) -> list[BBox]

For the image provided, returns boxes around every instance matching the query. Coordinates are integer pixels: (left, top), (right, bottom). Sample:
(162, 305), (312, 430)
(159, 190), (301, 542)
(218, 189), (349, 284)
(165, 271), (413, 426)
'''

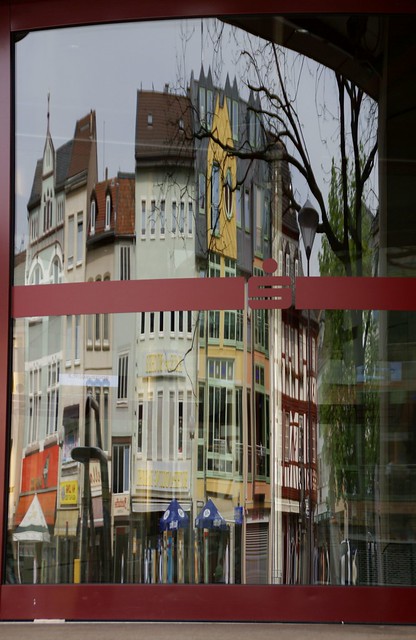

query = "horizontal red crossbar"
(295, 276), (416, 310)
(12, 278), (246, 317)
(12, 277), (416, 317)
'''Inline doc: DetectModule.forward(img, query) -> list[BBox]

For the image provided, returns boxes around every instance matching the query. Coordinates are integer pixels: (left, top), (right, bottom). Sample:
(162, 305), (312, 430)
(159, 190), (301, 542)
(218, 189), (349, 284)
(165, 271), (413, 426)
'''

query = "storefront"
(1, 0), (416, 624)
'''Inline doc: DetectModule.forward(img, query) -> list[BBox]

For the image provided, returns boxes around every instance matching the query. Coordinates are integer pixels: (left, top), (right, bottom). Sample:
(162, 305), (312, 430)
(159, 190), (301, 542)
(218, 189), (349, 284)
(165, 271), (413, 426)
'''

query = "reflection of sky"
(15, 20), (197, 246)
(14, 17), (376, 276)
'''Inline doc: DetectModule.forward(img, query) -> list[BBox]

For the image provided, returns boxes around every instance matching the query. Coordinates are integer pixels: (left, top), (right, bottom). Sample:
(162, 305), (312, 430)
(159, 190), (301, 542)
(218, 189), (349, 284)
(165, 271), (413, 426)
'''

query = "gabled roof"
(135, 90), (194, 166)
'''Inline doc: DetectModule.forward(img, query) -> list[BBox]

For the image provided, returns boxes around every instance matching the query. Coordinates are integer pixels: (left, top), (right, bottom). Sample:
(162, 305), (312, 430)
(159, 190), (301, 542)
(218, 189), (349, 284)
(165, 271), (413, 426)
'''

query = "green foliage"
(318, 159), (379, 504)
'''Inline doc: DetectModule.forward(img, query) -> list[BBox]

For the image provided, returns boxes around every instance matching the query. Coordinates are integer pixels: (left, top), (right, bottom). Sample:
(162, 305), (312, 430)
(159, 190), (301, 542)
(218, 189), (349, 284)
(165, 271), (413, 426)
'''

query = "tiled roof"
(135, 90), (194, 165)
(55, 140), (73, 188)
(68, 111), (96, 179)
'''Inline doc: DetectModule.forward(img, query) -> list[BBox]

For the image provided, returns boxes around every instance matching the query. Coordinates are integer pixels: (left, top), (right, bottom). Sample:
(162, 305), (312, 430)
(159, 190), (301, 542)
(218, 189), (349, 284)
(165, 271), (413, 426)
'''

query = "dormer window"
(90, 199), (96, 235)
(105, 194), (111, 230)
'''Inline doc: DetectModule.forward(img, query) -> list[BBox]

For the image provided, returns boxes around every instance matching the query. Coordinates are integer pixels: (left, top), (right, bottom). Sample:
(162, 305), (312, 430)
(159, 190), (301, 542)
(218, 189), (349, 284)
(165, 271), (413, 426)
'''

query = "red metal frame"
(2, 0), (416, 624)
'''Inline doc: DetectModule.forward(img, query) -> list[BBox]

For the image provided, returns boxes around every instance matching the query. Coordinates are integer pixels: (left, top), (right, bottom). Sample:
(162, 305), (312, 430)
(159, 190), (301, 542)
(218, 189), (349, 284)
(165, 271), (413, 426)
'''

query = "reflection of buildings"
(132, 89), (197, 583)
(13, 109), (98, 583)
(11, 75), (318, 587)
(86, 172), (136, 582)
(189, 68), (318, 584)
(279, 210), (318, 584)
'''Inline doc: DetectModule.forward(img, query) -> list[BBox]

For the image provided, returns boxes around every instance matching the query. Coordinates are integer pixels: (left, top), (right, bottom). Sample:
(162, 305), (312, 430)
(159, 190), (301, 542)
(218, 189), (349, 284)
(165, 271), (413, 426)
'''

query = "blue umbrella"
(195, 498), (228, 530)
(159, 498), (189, 531)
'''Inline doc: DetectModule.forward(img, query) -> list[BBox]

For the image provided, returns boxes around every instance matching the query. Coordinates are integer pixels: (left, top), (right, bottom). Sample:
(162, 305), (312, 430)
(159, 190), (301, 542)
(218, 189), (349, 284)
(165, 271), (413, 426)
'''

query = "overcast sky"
(14, 17), (373, 275)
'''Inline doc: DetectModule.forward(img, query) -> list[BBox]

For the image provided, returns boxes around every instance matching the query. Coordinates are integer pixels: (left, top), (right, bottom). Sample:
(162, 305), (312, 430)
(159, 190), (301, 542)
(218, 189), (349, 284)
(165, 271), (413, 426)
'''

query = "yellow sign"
(146, 353), (183, 376)
(137, 466), (189, 492)
(60, 480), (78, 506)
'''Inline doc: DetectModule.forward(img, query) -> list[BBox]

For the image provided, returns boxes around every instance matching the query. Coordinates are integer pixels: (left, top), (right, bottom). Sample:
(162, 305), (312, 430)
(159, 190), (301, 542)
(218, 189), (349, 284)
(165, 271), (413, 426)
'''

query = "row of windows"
(198, 85), (242, 143)
(67, 212), (84, 269)
(282, 326), (317, 372)
(29, 246), (130, 287)
(29, 255), (62, 285)
(86, 313), (110, 351)
(29, 195), (65, 242)
(278, 249), (300, 279)
(66, 314), (82, 365)
(27, 360), (60, 444)
(201, 170), (270, 250)
(283, 412), (316, 465)
(140, 198), (194, 238)
(136, 389), (194, 459)
(139, 310), (194, 338)
(253, 267), (269, 353)
(86, 276), (111, 350)
(199, 378), (269, 479)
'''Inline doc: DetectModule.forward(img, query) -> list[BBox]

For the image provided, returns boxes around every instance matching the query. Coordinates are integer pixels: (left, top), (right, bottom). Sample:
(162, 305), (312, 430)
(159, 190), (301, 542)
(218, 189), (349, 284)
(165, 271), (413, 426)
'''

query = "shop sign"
(145, 352), (184, 376)
(60, 480), (78, 506)
(59, 373), (118, 387)
(234, 506), (244, 524)
(89, 460), (102, 496)
(21, 445), (59, 493)
(136, 461), (190, 493)
(112, 494), (130, 517)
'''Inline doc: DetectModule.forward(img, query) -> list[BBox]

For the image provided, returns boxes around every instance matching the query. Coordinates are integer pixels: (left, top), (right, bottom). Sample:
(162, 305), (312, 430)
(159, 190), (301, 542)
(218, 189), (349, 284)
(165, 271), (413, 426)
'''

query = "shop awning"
(13, 494), (50, 543)
(54, 509), (79, 536)
(14, 490), (56, 527)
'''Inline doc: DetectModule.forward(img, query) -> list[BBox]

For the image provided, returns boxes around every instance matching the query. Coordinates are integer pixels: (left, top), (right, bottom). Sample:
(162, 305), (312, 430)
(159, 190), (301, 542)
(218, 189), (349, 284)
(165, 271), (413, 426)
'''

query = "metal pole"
(307, 257), (314, 584)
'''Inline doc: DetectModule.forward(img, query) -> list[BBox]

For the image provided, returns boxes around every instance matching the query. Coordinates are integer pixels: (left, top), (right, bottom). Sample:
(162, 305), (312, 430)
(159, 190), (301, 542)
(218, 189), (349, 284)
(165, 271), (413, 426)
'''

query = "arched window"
(211, 163), (220, 236)
(224, 169), (233, 220)
(30, 263), (42, 285)
(284, 244), (290, 277)
(90, 199), (96, 235)
(50, 255), (62, 284)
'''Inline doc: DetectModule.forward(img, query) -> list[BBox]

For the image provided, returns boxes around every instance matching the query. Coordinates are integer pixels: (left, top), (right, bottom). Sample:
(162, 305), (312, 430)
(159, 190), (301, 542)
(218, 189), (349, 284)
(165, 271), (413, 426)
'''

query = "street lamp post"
(298, 200), (319, 585)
